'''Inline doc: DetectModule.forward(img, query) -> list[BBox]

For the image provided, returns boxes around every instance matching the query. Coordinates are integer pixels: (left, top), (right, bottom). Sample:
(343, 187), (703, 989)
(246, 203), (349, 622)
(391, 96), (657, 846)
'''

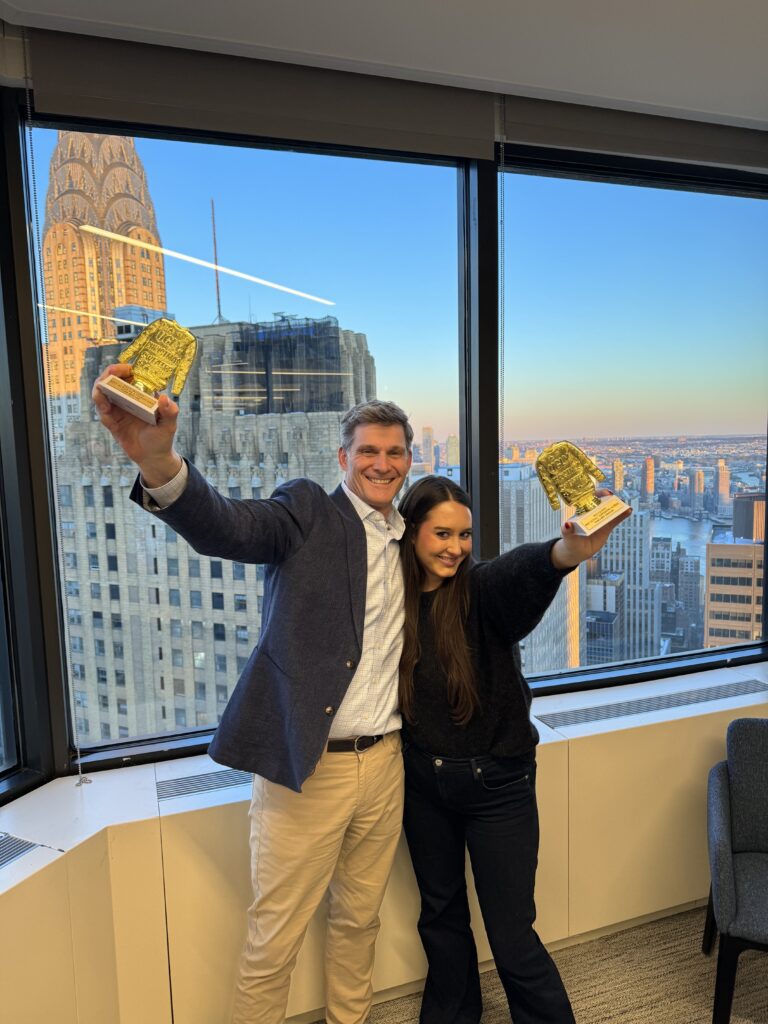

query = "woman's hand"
(92, 363), (182, 487)
(550, 489), (632, 570)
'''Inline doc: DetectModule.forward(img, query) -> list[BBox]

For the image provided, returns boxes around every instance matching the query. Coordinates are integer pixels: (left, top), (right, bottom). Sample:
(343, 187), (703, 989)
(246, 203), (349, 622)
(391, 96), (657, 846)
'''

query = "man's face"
(339, 423), (412, 513)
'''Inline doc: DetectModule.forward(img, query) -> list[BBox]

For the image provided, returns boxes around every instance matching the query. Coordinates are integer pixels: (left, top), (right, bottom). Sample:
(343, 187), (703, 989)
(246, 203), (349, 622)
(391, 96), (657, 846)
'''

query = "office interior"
(0, 3), (766, 1022)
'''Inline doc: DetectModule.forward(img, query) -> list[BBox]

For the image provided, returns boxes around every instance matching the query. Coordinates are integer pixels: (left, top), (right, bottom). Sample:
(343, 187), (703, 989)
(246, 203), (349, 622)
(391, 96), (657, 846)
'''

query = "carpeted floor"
(367, 908), (768, 1023)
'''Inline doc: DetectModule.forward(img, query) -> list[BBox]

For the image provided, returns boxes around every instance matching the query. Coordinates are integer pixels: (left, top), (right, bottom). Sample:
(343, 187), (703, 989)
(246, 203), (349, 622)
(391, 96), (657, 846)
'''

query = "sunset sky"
(32, 129), (767, 441)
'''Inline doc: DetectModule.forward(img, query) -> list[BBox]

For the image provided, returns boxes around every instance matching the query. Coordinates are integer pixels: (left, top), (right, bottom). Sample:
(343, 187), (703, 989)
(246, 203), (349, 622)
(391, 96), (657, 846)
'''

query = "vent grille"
(0, 833), (39, 870)
(537, 678), (768, 731)
(156, 768), (252, 801)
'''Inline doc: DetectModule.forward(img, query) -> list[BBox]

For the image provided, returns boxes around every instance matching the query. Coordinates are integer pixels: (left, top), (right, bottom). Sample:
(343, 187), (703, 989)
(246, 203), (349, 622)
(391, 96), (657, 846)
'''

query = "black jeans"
(402, 744), (575, 1024)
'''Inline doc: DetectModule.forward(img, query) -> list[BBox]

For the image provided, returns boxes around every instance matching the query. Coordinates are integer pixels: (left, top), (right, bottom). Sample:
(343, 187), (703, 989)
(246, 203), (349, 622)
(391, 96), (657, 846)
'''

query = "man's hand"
(92, 363), (182, 487)
(550, 489), (632, 570)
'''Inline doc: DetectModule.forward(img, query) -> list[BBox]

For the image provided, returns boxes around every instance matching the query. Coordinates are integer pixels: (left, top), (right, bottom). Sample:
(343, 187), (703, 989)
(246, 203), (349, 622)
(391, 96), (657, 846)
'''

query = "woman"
(398, 474), (629, 1024)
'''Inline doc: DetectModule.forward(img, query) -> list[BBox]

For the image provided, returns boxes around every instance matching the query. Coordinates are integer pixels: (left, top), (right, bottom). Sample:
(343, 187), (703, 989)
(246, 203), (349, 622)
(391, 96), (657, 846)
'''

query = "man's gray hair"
(340, 400), (413, 452)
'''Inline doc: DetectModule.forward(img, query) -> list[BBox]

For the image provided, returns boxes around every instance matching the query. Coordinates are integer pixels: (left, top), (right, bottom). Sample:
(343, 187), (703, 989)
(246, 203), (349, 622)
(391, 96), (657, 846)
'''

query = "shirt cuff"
(141, 459), (189, 510)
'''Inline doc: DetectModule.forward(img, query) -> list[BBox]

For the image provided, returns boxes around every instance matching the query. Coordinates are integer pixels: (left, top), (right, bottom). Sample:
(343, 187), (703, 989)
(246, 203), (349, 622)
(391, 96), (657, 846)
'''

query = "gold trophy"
(535, 440), (629, 536)
(96, 318), (197, 424)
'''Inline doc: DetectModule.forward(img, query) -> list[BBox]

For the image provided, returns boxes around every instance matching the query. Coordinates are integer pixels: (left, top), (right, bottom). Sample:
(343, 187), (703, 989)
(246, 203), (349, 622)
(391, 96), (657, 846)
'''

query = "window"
(15, 111), (759, 787)
(499, 163), (768, 680)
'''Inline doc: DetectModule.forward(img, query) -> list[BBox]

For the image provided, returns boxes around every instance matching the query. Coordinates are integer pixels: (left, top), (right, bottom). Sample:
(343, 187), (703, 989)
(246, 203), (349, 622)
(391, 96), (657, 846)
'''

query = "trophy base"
(97, 375), (158, 424)
(568, 494), (630, 536)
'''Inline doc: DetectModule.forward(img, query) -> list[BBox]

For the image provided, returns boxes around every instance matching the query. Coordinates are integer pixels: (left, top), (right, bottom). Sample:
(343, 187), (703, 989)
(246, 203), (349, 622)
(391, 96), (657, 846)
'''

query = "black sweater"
(403, 540), (571, 759)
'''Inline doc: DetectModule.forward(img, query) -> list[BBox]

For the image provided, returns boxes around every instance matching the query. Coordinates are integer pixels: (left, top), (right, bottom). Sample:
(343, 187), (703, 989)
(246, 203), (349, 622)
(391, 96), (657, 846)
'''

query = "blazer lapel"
(330, 485), (367, 648)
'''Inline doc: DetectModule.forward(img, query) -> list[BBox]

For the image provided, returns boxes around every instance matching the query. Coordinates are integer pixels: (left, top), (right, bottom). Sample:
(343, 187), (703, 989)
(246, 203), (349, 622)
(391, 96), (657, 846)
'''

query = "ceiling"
(1, 0), (767, 129)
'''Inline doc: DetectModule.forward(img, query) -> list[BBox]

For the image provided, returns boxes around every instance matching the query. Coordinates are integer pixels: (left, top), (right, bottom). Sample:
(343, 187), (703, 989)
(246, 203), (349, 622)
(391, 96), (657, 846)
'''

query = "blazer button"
(325, 706), (335, 716)
(345, 659), (356, 670)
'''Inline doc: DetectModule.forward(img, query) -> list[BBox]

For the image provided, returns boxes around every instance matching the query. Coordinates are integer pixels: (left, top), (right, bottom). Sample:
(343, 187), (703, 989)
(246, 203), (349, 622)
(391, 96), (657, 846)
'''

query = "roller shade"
(502, 94), (767, 172)
(28, 29), (495, 160)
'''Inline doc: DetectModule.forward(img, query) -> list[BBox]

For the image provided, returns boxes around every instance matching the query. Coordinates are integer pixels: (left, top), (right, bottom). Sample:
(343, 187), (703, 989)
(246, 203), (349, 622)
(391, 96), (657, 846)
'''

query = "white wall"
(0, 662), (766, 1023)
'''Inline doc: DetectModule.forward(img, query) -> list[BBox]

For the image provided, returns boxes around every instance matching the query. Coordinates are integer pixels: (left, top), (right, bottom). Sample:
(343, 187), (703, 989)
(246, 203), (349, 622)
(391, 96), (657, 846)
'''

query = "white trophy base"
(568, 493), (629, 536)
(97, 375), (158, 424)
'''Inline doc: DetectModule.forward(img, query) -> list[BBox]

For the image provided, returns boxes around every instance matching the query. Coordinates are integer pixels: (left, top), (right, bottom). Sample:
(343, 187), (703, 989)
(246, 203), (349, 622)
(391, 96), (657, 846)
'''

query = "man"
(92, 363), (413, 1024)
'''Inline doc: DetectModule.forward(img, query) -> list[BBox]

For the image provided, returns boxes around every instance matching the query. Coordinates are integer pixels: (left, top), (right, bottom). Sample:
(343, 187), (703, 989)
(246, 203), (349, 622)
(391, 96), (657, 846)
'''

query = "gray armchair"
(703, 716), (768, 1024)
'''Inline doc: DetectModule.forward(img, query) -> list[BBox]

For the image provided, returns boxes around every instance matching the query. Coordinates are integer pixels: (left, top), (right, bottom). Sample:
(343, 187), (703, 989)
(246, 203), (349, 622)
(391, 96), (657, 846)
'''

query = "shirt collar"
(342, 480), (405, 538)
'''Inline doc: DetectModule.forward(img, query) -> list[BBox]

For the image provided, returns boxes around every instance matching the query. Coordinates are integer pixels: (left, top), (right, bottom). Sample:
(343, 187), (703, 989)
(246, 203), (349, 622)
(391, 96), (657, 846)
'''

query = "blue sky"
(32, 129), (767, 441)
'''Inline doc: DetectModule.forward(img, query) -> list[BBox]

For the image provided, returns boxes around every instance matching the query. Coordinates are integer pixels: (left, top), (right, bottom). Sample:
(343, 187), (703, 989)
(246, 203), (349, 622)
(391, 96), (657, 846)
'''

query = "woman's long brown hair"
(398, 476), (478, 726)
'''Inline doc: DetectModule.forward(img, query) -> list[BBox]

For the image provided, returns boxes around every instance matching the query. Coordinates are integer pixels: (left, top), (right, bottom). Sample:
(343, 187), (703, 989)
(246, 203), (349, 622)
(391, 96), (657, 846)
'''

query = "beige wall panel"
(568, 706), (766, 936)
(467, 738), (570, 962)
(160, 800), (253, 1024)
(66, 829), (121, 1024)
(0, 856), (78, 1024)
(371, 833), (427, 990)
(532, 739), (570, 944)
(109, 821), (172, 1024)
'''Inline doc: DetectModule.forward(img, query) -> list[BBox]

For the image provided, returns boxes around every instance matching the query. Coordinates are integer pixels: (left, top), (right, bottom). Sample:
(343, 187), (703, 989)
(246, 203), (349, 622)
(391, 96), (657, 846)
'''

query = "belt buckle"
(354, 735), (370, 752)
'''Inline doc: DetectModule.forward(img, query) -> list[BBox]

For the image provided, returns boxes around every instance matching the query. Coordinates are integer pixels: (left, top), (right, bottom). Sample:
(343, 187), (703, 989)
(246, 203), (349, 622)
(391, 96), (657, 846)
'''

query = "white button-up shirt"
(330, 482), (404, 738)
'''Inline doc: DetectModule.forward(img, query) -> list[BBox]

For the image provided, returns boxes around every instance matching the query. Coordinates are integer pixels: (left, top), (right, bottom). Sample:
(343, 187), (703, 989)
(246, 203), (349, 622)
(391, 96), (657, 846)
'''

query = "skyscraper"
(59, 316), (376, 745)
(704, 541), (763, 647)
(732, 492), (765, 542)
(612, 459), (625, 492)
(598, 499), (661, 660)
(714, 459), (732, 517)
(422, 426), (435, 472)
(585, 572), (625, 664)
(641, 457), (654, 501)
(692, 469), (705, 511)
(499, 463), (583, 673)
(42, 132), (168, 445)
(445, 433), (460, 467)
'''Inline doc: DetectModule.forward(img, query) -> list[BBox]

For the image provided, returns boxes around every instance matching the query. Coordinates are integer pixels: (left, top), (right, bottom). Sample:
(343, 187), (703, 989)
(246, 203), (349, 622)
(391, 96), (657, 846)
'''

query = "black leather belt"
(327, 734), (385, 753)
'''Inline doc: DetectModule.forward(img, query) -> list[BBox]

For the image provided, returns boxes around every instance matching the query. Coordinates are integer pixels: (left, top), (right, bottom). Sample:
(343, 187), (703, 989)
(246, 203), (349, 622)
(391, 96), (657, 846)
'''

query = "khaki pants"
(231, 732), (404, 1024)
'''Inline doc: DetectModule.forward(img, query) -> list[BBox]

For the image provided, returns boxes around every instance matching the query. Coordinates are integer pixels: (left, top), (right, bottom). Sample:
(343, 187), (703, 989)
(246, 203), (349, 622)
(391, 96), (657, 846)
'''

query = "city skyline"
(31, 129), (767, 441)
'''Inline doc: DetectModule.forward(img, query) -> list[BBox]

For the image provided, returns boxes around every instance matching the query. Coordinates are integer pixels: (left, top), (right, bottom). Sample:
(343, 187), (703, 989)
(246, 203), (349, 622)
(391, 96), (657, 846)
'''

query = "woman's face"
(413, 500), (473, 591)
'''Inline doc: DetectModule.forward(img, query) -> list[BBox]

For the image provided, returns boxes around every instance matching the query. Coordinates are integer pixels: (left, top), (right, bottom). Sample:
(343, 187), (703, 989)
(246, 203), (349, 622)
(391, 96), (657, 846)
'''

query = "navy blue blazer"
(130, 462), (369, 790)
